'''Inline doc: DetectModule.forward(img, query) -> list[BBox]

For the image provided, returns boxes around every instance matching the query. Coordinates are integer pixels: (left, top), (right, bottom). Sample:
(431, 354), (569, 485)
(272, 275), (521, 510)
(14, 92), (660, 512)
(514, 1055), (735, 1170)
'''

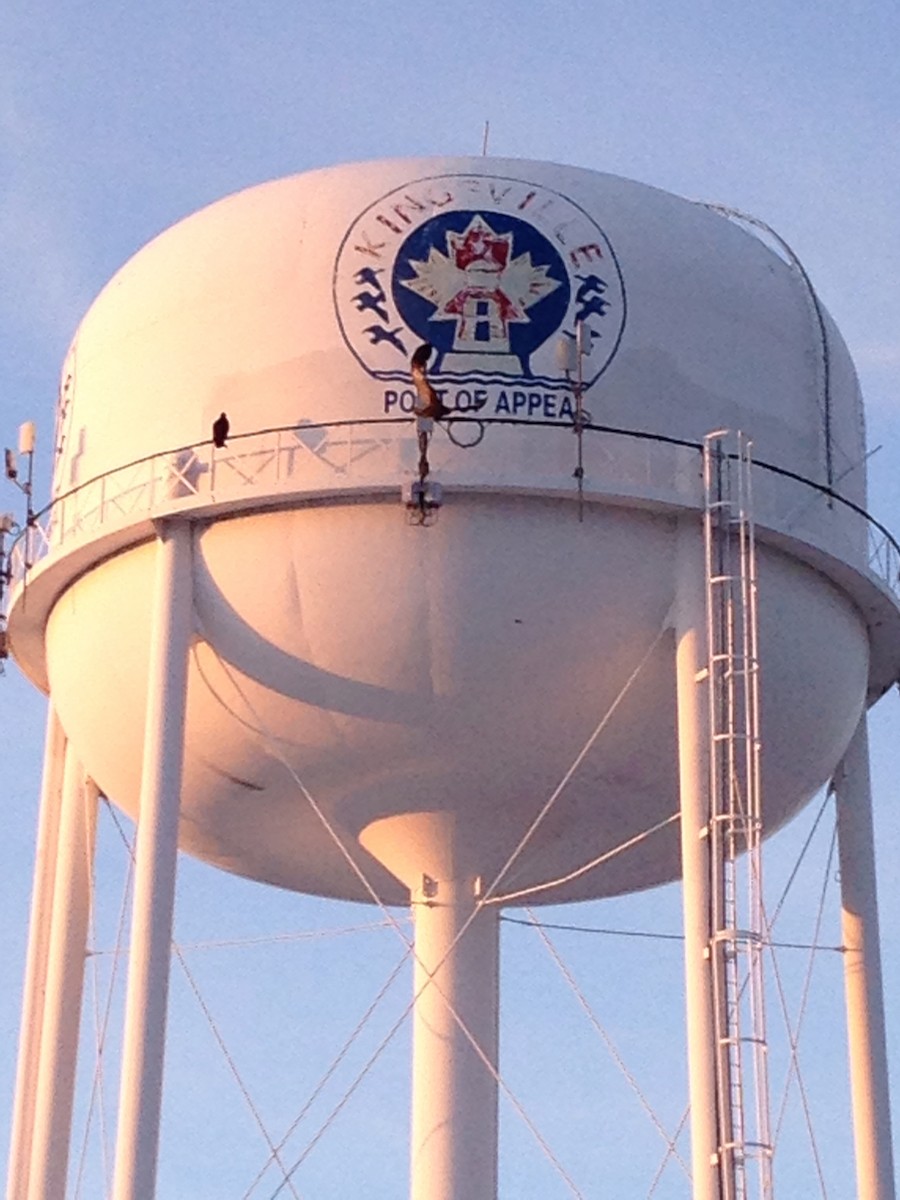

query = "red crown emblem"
(449, 218), (511, 272)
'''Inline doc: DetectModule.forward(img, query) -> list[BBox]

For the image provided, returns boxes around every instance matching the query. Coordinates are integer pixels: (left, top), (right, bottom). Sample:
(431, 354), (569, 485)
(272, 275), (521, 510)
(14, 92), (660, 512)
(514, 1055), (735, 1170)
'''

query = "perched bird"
(212, 412), (230, 448)
(410, 343), (448, 421)
(411, 342), (432, 371)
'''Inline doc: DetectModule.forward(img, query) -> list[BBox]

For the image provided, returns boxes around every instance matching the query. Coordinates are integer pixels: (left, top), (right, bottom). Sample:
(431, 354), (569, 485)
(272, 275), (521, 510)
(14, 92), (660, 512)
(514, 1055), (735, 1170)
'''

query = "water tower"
(4, 157), (899, 1200)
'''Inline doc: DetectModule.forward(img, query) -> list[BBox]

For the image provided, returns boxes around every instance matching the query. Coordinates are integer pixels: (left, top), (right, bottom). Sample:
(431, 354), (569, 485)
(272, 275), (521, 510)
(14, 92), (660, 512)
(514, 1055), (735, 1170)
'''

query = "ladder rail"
(703, 431), (774, 1200)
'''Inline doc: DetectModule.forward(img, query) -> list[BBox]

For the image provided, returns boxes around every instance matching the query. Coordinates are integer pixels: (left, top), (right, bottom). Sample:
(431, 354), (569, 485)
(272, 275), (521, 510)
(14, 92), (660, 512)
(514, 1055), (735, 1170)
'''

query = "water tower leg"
(834, 714), (896, 1200)
(6, 708), (66, 1200)
(360, 813), (500, 1200)
(26, 747), (98, 1200)
(674, 518), (721, 1200)
(112, 520), (193, 1200)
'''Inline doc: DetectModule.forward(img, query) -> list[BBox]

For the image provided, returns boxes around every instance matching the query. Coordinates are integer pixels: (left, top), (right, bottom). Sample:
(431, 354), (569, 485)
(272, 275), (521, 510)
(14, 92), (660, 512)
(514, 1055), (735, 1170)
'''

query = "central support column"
(674, 517), (721, 1200)
(409, 876), (499, 1199)
(361, 812), (500, 1200)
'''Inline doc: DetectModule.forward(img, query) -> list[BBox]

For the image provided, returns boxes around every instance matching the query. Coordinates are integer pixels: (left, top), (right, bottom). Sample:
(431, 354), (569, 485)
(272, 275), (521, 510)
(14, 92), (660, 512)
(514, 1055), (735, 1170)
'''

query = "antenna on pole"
(556, 324), (592, 521)
(5, 422), (36, 570)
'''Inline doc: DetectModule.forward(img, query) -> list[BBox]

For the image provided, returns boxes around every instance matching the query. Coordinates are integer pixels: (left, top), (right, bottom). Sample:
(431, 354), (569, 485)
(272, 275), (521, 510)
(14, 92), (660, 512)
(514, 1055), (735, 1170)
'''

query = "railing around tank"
(5, 417), (900, 603)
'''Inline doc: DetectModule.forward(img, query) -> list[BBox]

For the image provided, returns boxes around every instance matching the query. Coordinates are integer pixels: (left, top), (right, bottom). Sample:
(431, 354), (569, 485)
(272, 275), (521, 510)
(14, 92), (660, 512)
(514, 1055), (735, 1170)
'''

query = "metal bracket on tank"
(404, 478), (443, 526)
(404, 373), (444, 526)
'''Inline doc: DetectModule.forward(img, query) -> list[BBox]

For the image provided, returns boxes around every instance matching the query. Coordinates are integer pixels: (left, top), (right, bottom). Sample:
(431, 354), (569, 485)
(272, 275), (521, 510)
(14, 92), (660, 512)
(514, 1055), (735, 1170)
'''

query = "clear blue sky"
(2, 2), (900, 1196)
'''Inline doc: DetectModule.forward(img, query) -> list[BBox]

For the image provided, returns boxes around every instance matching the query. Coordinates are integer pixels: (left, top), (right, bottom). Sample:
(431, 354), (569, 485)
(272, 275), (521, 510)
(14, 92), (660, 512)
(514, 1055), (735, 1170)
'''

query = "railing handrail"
(7, 415), (900, 591)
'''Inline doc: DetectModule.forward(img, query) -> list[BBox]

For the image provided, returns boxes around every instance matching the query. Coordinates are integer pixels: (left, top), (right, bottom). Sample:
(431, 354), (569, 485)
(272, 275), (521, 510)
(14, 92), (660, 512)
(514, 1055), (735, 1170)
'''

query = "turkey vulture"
(410, 343), (448, 421)
(212, 412), (229, 448)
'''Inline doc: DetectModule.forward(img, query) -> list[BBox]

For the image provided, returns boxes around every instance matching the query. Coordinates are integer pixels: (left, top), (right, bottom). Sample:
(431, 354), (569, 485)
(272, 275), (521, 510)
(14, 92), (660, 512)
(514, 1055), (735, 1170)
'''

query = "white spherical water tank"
(8, 156), (900, 1200)
(9, 156), (899, 904)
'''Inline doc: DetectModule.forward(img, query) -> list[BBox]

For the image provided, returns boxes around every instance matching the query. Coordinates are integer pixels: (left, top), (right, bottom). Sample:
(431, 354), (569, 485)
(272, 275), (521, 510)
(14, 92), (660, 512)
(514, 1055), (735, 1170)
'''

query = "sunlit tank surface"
(10, 157), (899, 904)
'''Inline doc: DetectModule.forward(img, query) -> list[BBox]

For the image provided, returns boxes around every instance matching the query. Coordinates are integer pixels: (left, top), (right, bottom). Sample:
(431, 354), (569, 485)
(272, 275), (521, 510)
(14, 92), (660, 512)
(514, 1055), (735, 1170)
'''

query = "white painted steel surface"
(675, 521), (720, 1200)
(5, 155), (900, 1200)
(6, 710), (65, 1200)
(5, 156), (893, 902)
(112, 523), (192, 1200)
(362, 811), (500, 1200)
(39, 500), (869, 901)
(405, 892), (499, 1200)
(26, 750), (96, 1200)
(48, 158), (864, 504)
(835, 718), (897, 1200)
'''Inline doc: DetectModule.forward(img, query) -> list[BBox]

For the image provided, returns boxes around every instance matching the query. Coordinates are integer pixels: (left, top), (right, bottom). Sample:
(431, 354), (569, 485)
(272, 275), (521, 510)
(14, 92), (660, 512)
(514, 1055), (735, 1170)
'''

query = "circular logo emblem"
(334, 173), (625, 401)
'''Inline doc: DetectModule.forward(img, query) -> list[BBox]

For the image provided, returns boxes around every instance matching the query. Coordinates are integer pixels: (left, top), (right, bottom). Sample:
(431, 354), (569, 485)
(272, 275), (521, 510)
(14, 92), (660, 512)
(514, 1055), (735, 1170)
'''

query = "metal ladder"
(703, 431), (774, 1200)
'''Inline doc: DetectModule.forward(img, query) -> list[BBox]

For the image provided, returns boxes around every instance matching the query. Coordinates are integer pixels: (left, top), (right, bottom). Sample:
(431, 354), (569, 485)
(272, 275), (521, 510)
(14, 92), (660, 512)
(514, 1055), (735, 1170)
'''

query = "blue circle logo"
(392, 211), (570, 379)
(334, 173), (625, 395)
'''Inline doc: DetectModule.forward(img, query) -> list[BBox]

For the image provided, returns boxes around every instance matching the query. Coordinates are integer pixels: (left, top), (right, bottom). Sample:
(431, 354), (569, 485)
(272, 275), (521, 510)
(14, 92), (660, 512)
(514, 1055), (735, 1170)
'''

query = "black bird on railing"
(411, 343), (449, 421)
(212, 412), (230, 449)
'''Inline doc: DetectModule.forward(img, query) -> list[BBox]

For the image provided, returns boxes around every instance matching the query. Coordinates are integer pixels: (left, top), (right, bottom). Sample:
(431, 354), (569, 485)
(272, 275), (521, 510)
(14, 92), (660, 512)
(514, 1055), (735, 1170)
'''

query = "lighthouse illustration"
(398, 213), (562, 371)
